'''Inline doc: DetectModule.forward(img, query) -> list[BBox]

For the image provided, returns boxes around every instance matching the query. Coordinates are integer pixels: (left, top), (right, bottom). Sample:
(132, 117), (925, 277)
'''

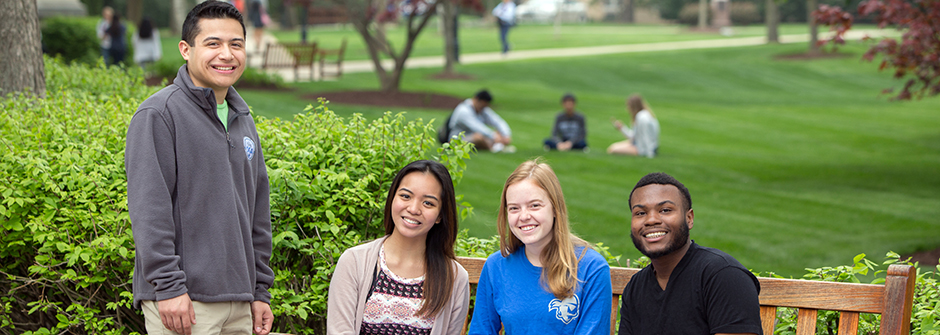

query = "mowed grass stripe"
(243, 40), (940, 277)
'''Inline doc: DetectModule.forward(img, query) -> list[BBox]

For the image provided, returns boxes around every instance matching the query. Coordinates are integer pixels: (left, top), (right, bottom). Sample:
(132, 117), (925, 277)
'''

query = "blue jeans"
(499, 22), (511, 53)
(544, 138), (588, 150)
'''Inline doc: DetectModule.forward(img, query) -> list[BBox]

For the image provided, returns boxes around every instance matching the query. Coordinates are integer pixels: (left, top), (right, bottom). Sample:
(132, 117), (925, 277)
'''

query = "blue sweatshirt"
(468, 246), (612, 335)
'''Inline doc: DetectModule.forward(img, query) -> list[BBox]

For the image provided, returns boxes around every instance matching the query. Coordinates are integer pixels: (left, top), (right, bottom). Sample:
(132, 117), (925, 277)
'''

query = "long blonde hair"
(497, 159), (591, 299)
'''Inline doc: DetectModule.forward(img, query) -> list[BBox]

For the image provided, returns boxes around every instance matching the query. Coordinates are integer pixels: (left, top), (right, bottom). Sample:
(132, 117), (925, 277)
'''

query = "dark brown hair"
(382, 160), (458, 316)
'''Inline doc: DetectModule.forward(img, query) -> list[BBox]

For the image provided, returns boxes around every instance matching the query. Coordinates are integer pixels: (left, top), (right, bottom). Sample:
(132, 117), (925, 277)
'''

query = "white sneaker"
(503, 145), (516, 153)
(491, 143), (505, 153)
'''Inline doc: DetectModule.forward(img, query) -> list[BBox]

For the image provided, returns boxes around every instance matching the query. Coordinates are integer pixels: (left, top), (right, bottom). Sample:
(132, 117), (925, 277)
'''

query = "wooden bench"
(261, 42), (318, 81)
(456, 257), (916, 335)
(318, 38), (347, 80)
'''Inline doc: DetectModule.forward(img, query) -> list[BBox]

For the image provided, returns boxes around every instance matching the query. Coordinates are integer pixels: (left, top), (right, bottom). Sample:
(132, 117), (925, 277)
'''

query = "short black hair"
(561, 92), (576, 103)
(629, 172), (692, 211)
(475, 89), (493, 102)
(181, 0), (245, 46)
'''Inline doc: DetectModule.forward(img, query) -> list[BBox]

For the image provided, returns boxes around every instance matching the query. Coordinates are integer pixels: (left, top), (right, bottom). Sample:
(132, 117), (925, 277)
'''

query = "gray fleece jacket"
(125, 65), (274, 308)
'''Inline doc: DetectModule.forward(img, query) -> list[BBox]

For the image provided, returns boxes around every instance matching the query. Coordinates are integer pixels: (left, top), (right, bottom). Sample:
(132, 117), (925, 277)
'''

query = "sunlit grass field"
(234, 25), (940, 277)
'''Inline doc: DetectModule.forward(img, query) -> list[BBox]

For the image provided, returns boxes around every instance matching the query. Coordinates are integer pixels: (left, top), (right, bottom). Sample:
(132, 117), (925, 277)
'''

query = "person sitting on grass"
(607, 94), (659, 158)
(447, 89), (515, 153)
(544, 92), (588, 152)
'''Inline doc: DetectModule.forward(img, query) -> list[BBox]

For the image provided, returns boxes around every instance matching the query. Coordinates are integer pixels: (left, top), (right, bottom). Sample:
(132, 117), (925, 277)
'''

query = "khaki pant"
(142, 300), (251, 335)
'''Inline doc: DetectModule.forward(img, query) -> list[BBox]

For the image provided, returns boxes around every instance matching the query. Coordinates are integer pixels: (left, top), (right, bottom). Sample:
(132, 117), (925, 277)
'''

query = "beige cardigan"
(326, 237), (470, 335)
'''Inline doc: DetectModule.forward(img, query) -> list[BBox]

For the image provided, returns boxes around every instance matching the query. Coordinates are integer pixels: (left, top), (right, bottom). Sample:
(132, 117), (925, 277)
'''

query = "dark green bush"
(730, 2), (760, 26)
(41, 16), (135, 66)
(677, 3), (710, 26)
(41, 17), (100, 65)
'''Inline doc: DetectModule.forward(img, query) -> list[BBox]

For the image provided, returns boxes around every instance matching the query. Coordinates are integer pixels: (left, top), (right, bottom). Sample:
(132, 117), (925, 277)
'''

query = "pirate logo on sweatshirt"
(548, 294), (579, 324)
(243, 136), (255, 161)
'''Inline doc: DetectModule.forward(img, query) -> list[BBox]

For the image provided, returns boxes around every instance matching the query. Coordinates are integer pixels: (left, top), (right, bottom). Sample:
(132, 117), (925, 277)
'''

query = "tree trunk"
(170, 0), (188, 34)
(698, 0), (708, 29)
(807, 0), (819, 52)
(442, 0), (458, 74)
(127, 0), (144, 26)
(622, 0), (633, 23)
(766, 0), (779, 43)
(0, 0), (45, 98)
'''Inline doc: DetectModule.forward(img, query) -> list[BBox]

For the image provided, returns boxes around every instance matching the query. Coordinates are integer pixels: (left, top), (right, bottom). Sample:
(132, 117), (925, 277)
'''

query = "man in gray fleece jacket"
(124, 1), (274, 334)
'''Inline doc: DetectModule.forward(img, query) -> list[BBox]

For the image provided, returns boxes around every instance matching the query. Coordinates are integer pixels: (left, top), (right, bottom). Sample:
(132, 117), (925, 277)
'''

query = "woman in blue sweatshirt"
(468, 159), (612, 334)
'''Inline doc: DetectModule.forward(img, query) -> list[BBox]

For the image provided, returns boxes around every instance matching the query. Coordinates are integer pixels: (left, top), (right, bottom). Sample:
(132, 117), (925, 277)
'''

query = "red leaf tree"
(815, 0), (940, 100)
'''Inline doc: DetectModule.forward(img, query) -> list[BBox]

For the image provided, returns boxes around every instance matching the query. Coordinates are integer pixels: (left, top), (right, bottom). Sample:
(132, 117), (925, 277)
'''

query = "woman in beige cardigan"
(327, 160), (470, 335)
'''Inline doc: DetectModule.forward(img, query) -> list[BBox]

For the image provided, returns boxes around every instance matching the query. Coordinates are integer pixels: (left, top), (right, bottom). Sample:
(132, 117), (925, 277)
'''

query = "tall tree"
(127, 0), (144, 26)
(766, 0), (780, 42)
(698, 0), (708, 29)
(170, 0), (189, 34)
(807, 0), (819, 52)
(816, 0), (940, 100)
(441, 0), (459, 74)
(0, 0), (45, 98)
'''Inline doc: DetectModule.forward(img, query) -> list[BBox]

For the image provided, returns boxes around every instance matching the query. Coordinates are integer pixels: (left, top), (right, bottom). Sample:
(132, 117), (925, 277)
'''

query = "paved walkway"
(246, 28), (896, 83)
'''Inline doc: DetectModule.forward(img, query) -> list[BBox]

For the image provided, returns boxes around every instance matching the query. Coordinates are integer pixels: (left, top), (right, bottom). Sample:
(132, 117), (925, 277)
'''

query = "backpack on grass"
(437, 113), (454, 144)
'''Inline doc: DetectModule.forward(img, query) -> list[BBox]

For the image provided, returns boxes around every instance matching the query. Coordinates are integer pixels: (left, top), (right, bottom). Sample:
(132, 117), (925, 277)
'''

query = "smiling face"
(179, 18), (246, 101)
(629, 183), (693, 259)
(390, 172), (443, 241)
(505, 179), (555, 253)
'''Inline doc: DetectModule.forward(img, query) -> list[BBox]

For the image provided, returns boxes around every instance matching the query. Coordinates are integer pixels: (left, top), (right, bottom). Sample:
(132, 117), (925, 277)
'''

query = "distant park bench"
(262, 42), (318, 81)
(318, 38), (347, 80)
(306, 6), (348, 25)
(455, 257), (916, 335)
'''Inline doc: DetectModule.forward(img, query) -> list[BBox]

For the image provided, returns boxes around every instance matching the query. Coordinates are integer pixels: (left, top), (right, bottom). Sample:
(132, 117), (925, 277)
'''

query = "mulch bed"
(904, 247), (940, 266)
(303, 90), (464, 110)
(774, 51), (852, 61)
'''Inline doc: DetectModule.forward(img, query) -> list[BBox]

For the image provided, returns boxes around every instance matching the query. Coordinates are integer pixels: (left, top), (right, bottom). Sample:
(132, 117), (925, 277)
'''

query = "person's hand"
(558, 141), (572, 151)
(611, 118), (624, 130)
(251, 301), (274, 335)
(493, 132), (506, 145)
(158, 293), (196, 335)
(499, 134), (512, 145)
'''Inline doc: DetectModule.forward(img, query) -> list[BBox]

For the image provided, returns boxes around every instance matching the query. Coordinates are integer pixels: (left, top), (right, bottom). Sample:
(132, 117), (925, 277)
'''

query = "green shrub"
(0, 59), (476, 334)
(235, 67), (285, 89)
(44, 56), (156, 102)
(757, 253), (940, 335)
(677, 3), (709, 26)
(41, 17), (100, 65)
(41, 16), (136, 66)
(730, 2), (761, 26)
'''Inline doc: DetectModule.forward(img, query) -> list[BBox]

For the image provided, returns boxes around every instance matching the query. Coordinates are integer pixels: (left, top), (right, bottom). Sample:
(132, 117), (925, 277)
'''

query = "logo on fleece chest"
(243, 136), (255, 161)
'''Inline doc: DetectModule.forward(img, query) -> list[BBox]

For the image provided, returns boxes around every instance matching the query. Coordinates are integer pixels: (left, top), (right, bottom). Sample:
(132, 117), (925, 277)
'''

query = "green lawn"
(268, 22), (826, 62)
(238, 32), (940, 277)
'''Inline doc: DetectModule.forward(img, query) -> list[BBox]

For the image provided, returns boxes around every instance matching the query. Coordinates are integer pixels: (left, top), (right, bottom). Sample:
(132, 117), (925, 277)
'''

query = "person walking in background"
(106, 13), (127, 66)
(248, 0), (269, 53)
(96, 6), (113, 64)
(618, 172), (762, 334)
(468, 159), (612, 334)
(544, 93), (588, 152)
(132, 17), (162, 69)
(608, 94), (660, 157)
(327, 160), (470, 335)
(125, 1), (274, 334)
(447, 89), (514, 153)
(492, 0), (516, 55)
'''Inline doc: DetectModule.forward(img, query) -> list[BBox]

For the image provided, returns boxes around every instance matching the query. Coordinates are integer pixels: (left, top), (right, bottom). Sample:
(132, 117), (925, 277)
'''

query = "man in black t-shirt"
(618, 172), (763, 335)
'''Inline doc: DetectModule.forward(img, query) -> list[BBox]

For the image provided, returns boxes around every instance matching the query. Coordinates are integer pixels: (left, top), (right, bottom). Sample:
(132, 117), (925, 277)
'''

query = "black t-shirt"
(618, 241), (763, 335)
